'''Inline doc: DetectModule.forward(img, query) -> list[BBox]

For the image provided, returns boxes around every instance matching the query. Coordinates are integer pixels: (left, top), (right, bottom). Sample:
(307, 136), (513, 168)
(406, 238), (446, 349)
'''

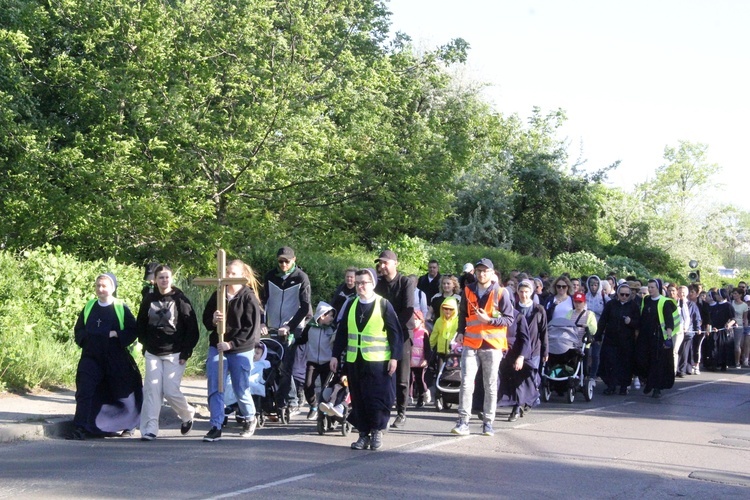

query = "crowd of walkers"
(67, 248), (749, 449)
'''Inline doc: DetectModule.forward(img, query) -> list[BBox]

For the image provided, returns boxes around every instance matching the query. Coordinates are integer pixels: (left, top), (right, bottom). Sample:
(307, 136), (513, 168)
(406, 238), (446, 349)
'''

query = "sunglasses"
(619, 293), (631, 297)
(278, 259), (290, 264)
(556, 284), (568, 289)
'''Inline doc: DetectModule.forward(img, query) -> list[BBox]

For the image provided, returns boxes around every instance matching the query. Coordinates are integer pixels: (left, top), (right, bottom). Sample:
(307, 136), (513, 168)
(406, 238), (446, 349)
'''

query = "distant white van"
(718, 267), (740, 278)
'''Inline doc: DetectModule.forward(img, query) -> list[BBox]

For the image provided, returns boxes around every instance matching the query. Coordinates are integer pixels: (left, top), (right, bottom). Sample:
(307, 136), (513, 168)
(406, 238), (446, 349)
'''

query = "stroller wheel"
(435, 396), (444, 412)
(583, 377), (594, 402)
(316, 415), (326, 435)
(566, 387), (575, 404)
(257, 413), (265, 428)
(341, 420), (351, 437)
(541, 383), (551, 403)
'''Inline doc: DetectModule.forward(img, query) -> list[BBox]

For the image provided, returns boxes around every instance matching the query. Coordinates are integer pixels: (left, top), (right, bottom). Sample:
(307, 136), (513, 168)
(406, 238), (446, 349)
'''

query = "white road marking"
(203, 474), (315, 499)
(403, 434), (477, 453)
(677, 379), (728, 391)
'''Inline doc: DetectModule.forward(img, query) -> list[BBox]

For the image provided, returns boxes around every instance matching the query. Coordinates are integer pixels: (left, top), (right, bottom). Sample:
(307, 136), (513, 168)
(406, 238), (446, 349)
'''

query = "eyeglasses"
(278, 259), (290, 264)
(556, 284), (568, 289)
(354, 281), (372, 286)
(619, 293), (631, 297)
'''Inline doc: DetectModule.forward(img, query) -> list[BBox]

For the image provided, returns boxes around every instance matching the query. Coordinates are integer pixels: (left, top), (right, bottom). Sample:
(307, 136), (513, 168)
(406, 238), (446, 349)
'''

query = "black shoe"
(619, 387), (629, 395)
(370, 430), (383, 450)
(603, 387), (616, 396)
(652, 389), (662, 399)
(66, 427), (86, 441)
(390, 414), (406, 429)
(508, 406), (520, 422)
(140, 433), (156, 441)
(181, 420), (194, 436)
(351, 433), (370, 450)
(643, 385), (653, 395)
(203, 426), (222, 442)
(415, 400), (425, 409)
(676, 372), (684, 378)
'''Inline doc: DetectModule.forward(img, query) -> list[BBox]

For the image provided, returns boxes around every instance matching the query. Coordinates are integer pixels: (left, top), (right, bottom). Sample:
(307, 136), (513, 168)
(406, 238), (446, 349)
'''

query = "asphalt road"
(1, 370), (749, 499)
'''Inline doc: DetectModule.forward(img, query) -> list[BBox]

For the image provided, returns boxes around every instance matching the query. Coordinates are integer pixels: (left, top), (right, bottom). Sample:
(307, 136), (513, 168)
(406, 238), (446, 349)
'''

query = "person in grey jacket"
(296, 301), (336, 420)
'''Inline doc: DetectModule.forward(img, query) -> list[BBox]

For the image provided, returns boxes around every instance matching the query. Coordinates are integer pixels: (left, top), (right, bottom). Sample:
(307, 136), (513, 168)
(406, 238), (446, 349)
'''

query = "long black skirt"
(346, 358), (395, 435)
(497, 356), (540, 408)
(600, 341), (634, 389)
(74, 336), (143, 434)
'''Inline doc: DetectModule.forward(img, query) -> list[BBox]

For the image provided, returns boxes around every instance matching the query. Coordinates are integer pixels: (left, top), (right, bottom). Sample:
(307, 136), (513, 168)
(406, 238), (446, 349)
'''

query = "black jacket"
(203, 286), (262, 354)
(374, 272), (415, 341)
(137, 287), (200, 361)
(261, 265), (312, 331)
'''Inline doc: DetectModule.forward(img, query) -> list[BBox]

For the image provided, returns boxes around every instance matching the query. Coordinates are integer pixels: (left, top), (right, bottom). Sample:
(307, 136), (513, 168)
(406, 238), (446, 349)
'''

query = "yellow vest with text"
(346, 296), (391, 362)
(463, 286), (508, 350)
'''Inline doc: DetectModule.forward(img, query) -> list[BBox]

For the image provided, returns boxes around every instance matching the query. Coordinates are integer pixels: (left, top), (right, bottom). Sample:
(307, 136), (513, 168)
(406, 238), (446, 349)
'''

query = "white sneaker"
(632, 378), (641, 390)
(319, 402), (334, 416)
(331, 404), (344, 419)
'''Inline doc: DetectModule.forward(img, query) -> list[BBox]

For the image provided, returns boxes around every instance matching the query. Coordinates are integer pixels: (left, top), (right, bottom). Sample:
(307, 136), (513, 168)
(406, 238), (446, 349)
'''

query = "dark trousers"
(304, 362), (330, 407)
(692, 333), (705, 365)
(677, 337), (693, 375)
(395, 340), (412, 415)
(276, 342), (298, 408)
(410, 366), (427, 401)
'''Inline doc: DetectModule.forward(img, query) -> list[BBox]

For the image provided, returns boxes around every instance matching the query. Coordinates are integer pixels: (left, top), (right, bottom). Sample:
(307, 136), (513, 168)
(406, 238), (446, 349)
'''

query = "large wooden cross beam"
(193, 249), (248, 393)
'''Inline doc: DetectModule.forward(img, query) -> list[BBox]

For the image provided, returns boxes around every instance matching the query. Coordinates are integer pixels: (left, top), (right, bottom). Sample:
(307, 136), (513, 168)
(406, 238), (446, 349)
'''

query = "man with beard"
(374, 250), (414, 429)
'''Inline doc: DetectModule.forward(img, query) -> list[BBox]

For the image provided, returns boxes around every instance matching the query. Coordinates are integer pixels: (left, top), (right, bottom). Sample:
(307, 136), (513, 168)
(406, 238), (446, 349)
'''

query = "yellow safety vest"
(346, 296), (391, 362)
(640, 296), (680, 340)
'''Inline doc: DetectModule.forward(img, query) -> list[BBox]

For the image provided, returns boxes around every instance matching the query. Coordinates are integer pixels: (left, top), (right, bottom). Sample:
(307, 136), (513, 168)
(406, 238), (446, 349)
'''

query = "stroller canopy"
(547, 317), (584, 355)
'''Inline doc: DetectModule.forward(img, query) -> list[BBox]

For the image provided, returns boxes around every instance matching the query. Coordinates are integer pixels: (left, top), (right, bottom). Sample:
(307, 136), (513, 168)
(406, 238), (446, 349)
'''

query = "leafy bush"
(550, 251), (607, 277)
(604, 255), (651, 280)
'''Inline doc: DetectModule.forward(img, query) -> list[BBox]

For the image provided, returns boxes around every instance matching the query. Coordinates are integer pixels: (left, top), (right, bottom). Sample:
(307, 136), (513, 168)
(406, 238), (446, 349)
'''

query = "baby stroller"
(434, 345), (462, 411)
(255, 337), (288, 426)
(541, 317), (594, 404)
(316, 366), (352, 437)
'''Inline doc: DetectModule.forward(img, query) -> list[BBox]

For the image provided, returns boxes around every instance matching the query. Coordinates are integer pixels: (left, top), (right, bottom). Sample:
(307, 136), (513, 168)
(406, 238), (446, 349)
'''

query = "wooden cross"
(192, 249), (249, 392)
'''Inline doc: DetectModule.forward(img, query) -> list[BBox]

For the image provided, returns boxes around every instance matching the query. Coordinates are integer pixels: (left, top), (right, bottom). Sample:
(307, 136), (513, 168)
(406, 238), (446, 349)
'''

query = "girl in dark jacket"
(202, 260), (263, 442)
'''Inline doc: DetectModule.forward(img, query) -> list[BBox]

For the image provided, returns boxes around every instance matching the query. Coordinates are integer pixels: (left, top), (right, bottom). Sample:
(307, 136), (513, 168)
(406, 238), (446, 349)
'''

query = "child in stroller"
(224, 337), (286, 426)
(317, 364), (351, 436)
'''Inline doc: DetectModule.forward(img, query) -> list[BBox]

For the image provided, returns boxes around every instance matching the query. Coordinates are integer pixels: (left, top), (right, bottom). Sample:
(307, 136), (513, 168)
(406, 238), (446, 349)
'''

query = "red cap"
(573, 292), (586, 303)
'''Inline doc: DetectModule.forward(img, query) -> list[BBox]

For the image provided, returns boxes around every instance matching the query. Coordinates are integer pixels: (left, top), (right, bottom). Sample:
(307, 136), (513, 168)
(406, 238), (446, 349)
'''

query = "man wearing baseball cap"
(374, 250), (414, 429)
(451, 258), (514, 437)
(261, 246), (312, 414)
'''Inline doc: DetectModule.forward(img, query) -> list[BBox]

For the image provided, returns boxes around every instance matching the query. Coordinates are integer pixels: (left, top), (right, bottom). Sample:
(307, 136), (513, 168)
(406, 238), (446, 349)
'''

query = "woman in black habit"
(636, 279), (676, 398)
(69, 273), (142, 440)
(499, 279), (547, 421)
(597, 283), (640, 395)
(331, 268), (402, 451)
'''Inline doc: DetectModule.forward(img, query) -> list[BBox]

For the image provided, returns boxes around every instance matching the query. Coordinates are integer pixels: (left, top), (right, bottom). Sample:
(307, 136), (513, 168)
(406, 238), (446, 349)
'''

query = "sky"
(386, 0), (750, 210)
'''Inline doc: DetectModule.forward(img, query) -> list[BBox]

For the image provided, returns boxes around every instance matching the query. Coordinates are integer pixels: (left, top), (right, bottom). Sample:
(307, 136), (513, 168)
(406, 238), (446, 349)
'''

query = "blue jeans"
(458, 348), (502, 423)
(206, 347), (255, 429)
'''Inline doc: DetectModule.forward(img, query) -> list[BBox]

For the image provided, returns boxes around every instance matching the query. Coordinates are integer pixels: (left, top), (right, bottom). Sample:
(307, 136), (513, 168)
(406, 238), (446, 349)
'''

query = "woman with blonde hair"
(201, 259), (263, 442)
